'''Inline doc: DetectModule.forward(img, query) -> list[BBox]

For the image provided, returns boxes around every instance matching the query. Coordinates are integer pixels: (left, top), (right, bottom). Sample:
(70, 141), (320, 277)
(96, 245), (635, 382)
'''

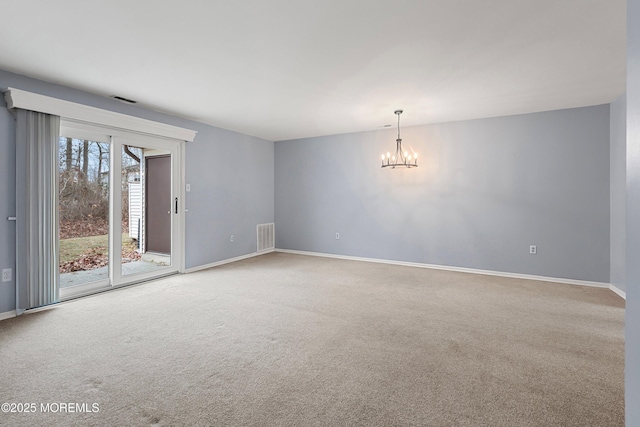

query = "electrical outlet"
(336, 232), (340, 240)
(2, 268), (11, 282)
(230, 235), (234, 242)
(529, 245), (537, 255)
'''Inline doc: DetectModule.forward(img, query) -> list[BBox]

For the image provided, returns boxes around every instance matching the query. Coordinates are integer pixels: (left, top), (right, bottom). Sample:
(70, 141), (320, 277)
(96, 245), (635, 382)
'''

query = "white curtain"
(15, 109), (60, 312)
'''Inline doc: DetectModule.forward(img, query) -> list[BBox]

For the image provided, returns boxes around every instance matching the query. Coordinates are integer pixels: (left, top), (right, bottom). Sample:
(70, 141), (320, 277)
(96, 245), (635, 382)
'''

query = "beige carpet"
(0, 252), (625, 426)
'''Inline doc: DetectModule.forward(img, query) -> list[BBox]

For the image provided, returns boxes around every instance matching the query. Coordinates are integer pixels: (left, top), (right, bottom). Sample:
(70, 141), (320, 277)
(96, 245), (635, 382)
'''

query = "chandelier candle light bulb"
(381, 110), (418, 168)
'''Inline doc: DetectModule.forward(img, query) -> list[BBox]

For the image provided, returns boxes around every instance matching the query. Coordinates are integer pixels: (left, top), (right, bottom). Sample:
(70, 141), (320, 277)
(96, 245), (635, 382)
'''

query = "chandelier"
(381, 109), (417, 168)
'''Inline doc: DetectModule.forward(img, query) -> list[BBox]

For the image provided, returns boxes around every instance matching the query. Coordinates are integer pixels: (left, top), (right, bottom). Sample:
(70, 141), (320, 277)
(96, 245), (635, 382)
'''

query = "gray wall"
(610, 94), (626, 293)
(275, 105), (610, 283)
(626, 0), (640, 423)
(0, 69), (275, 314)
(185, 126), (274, 268)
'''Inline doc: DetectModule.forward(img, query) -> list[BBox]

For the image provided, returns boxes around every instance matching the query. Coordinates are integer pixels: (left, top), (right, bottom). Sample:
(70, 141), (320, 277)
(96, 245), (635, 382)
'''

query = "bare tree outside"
(58, 138), (142, 275)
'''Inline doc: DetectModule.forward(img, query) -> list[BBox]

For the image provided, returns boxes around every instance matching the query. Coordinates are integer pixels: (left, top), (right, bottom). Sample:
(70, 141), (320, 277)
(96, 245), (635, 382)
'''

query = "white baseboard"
(275, 249), (618, 293)
(184, 249), (274, 274)
(0, 250), (625, 322)
(0, 310), (17, 321)
(609, 284), (626, 300)
(181, 248), (625, 301)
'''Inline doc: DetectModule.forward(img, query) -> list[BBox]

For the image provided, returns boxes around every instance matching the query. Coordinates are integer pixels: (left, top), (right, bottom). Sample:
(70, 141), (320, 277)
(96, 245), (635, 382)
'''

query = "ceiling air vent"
(257, 223), (275, 252)
(111, 95), (137, 104)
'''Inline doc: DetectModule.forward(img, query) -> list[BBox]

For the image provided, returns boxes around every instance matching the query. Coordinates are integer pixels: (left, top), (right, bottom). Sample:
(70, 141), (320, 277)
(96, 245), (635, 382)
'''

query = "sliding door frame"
(59, 120), (185, 300)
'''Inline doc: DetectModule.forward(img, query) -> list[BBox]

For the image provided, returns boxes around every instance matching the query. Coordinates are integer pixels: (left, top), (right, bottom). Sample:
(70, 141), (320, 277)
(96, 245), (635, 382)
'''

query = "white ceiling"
(0, 1), (626, 141)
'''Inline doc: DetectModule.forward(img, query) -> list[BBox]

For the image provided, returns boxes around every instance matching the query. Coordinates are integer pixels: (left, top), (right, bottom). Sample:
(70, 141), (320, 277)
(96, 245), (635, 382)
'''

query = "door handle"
(175, 197), (178, 214)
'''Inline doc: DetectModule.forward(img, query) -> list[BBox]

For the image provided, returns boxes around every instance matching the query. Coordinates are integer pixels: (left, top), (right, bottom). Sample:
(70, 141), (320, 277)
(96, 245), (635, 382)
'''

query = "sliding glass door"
(58, 121), (182, 298)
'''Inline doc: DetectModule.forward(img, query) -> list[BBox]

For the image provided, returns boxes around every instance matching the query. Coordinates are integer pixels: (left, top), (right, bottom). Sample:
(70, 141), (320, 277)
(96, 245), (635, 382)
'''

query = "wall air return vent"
(257, 223), (275, 252)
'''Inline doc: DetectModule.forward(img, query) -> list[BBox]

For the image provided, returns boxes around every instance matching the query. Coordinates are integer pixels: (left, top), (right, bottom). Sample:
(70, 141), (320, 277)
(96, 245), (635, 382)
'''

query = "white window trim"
(4, 87), (197, 142)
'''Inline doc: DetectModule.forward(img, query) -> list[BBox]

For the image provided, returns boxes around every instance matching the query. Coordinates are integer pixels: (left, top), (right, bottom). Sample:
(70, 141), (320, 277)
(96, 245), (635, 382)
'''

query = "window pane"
(58, 137), (110, 288)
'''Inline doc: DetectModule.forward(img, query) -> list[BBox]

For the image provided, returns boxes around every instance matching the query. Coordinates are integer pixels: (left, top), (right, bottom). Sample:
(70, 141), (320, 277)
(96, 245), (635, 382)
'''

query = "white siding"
(128, 182), (142, 240)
